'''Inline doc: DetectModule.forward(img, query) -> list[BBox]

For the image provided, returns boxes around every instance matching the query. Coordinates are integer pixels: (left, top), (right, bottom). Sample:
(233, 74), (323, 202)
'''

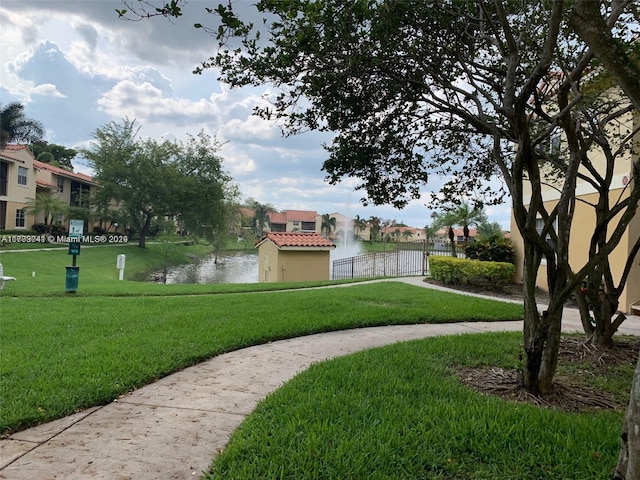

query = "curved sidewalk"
(2, 279), (639, 479)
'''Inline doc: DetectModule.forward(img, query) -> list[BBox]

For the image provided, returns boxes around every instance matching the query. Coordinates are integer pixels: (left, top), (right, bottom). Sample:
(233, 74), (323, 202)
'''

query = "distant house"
(34, 160), (99, 214)
(381, 226), (428, 243)
(255, 232), (336, 283)
(267, 209), (318, 233)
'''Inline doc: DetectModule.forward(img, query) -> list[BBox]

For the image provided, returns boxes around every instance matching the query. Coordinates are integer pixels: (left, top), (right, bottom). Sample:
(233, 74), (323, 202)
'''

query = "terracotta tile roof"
(36, 179), (58, 189)
(34, 160), (96, 184)
(268, 211), (287, 224)
(256, 232), (335, 249)
(435, 227), (478, 237)
(0, 152), (25, 163)
(284, 209), (317, 222)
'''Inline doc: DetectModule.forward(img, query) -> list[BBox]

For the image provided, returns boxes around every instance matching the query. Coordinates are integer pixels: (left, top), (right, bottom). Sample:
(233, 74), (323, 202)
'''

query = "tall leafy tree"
(171, 130), (237, 246)
(569, 2), (640, 477)
(127, 0), (640, 397)
(0, 102), (44, 148)
(83, 119), (234, 248)
(29, 141), (77, 170)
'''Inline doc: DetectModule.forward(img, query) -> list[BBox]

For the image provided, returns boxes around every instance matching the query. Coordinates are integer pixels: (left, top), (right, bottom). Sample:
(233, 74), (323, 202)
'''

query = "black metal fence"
(332, 241), (465, 280)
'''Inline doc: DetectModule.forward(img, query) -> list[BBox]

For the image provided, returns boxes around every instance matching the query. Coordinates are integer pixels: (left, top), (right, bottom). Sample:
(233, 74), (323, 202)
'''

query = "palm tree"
(433, 211), (458, 257)
(1, 102), (45, 148)
(352, 215), (367, 239)
(321, 213), (336, 237)
(368, 216), (381, 242)
(402, 229), (413, 241)
(23, 193), (68, 232)
(453, 201), (487, 247)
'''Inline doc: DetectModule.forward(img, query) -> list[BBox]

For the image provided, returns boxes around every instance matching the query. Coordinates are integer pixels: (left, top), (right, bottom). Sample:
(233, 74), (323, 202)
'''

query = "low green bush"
(430, 256), (515, 288)
(31, 223), (66, 236)
(465, 238), (515, 264)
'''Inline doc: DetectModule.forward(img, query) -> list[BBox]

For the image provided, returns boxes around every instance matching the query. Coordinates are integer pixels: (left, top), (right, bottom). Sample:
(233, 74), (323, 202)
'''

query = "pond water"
(163, 252), (259, 284)
(161, 242), (363, 284)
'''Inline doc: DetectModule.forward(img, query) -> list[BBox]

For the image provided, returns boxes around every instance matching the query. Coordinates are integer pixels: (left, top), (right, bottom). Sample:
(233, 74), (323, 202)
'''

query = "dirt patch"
(457, 336), (639, 413)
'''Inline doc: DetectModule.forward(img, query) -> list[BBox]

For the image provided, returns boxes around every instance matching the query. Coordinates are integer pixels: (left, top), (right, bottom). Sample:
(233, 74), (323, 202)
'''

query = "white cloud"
(31, 83), (66, 98)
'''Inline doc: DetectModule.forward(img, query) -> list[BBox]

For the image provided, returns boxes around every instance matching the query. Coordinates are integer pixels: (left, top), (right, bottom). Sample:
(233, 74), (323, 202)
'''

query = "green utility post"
(65, 219), (84, 293)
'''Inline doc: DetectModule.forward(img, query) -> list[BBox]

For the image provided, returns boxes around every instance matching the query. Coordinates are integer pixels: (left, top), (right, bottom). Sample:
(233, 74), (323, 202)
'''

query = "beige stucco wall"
(511, 187), (640, 313)
(1, 150), (37, 230)
(257, 241), (332, 283)
(277, 250), (332, 282)
(258, 241), (279, 283)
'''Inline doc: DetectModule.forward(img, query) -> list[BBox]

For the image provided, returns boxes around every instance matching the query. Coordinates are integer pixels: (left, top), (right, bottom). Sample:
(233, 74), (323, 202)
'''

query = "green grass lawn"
(206, 332), (627, 479)
(0, 263), (522, 435)
(0, 245), (631, 479)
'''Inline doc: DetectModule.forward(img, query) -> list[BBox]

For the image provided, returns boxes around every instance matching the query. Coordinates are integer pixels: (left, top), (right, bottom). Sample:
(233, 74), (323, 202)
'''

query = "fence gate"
(332, 241), (429, 280)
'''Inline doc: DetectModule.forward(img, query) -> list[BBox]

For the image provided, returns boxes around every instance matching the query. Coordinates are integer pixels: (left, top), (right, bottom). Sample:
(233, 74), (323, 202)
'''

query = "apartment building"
(0, 145), (98, 231)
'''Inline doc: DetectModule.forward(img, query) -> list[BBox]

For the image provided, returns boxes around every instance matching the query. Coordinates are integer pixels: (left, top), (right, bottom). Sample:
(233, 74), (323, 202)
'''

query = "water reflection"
(164, 252), (259, 284)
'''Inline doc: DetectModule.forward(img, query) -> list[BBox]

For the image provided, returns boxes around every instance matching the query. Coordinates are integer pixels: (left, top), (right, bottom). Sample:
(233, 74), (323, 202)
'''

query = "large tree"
(171, 130), (237, 246)
(127, 1), (640, 397)
(0, 102), (44, 148)
(82, 119), (235, 248)
(29, 141), (78, 170)
(569, 2), (640, 478)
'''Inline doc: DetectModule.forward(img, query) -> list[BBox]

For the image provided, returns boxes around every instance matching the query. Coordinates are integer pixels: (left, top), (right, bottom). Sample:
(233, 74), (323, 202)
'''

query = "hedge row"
(429, 256), (516, 288)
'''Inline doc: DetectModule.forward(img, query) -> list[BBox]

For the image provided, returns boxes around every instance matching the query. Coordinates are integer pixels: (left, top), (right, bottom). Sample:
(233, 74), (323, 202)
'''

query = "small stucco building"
(255, 232), (336, 283)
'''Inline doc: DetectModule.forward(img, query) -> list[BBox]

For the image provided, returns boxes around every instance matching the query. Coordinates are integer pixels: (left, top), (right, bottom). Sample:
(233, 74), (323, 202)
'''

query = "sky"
(0, 0), (513, 230)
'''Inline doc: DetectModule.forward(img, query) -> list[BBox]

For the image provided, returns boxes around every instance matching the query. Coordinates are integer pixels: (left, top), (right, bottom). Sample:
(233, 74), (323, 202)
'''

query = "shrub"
(31, 223), (49, 234)
(31, 223), (66, 236)
(430, 256), (515, 288)
(465, 238), (515, 264)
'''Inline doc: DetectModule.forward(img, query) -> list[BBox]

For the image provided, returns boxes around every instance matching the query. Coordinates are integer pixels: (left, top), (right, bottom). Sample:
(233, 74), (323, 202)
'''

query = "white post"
(116, 254), (126, 281)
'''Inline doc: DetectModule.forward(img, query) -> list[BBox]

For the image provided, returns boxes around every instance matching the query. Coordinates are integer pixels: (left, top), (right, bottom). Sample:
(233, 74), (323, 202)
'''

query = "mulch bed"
(424, 278), (638, 412)
(457, 336), (639, 412)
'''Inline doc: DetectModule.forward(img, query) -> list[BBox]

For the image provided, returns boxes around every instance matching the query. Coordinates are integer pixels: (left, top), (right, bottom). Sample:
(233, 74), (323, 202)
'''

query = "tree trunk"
(576, 282), (625, 347)
(575, 286), (595, 337)
(138, 212), (153, 249)
(613, 346), (640, 480)
(521, 240), (562, 394)
(448, 227), (456, 257)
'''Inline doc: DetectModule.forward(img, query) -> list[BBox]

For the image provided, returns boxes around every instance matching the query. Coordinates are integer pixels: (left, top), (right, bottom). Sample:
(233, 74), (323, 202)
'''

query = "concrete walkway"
(2, 278), (639, 480)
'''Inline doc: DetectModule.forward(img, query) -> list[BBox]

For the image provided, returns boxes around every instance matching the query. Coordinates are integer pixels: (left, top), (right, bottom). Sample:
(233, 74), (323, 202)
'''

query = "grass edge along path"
(0, 282), (522, 435)
(206, 331), (624, 480)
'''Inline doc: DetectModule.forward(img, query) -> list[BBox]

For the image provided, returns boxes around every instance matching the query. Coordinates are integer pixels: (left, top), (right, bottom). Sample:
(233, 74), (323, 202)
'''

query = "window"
(18, 166), (28, 186)
(16, 209), (25, 228)
(70, 181), (90, 207)
(0, 162), (7, 195)
(535, 217), (556, 243)
(57, 176), (64, 192)
(536, 217), (557, 263)
(301, 221), (316, 231)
